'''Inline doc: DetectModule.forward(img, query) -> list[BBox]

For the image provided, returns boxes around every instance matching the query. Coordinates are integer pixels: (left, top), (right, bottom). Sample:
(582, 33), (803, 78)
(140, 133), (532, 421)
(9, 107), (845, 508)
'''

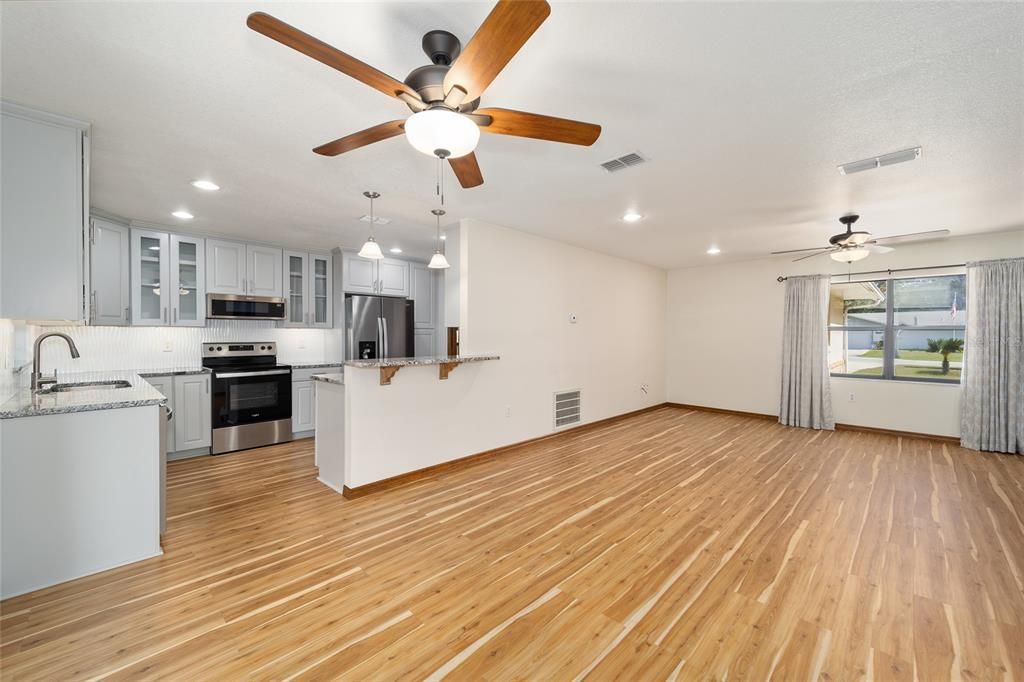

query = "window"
(828, 274), (966, 383)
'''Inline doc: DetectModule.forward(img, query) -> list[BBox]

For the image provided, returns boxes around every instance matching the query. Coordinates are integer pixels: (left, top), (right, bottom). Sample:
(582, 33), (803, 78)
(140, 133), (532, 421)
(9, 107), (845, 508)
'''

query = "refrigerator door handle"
(382, 317), (389, 358)
(376, 316), (383, 359)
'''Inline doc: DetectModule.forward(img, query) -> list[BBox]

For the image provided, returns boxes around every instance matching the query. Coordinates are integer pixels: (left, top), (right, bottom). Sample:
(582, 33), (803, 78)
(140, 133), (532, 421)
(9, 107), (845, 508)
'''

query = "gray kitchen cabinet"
(283, 250), (333, 328)
(173, 374), (211, 451)
(341, 251), (409, 297)
(144, 375), (175, 454)
(207, 240), (282, 297)
(205, 238), (247, 295)
(89, 218), (130, 326)
(414, 329), (435, 357)
(247, 244), (283, 297)
(1, 102), (89, 322)
(292, 380), (315, 434)
(410, 264), (436, 329)
(130, 227), (205, 327)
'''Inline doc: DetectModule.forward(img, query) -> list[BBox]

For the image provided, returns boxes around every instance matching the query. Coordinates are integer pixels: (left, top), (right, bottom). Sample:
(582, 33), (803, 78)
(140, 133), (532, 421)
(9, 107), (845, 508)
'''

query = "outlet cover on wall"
(162, 340), (173, 352)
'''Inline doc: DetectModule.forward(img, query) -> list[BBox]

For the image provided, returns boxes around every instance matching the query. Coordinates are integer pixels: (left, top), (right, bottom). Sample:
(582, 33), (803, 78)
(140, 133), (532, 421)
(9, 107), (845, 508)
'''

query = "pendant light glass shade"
(358, 190), (385, 259)
(428, 251), (450, 269)
(358, 236), (384, 260)
(405, 109), (480, 158)
(830, 247), (870, 263)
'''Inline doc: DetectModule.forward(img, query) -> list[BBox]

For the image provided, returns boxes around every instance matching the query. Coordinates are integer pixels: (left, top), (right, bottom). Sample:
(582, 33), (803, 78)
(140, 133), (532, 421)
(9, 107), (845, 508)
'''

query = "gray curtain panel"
(961, 257), (1024, 454)
(779, 274), (835, 430)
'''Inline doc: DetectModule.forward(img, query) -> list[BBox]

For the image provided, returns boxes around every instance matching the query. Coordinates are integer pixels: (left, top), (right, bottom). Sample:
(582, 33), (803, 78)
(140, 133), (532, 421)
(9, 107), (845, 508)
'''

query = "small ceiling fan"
(771, 214), (951, 263)
(246, 0), (601, 189)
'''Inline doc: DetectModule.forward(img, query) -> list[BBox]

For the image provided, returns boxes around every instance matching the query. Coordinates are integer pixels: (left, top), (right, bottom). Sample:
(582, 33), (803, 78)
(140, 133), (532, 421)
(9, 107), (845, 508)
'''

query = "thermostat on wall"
(569, 313), (577, 324)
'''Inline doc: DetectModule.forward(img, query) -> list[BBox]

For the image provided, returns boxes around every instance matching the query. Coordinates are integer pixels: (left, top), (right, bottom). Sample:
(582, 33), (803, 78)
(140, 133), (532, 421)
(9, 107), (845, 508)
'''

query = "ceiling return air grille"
(554, 390), (581, 429)
(600, 152), (647, 173)
(837, 147), (921, 175)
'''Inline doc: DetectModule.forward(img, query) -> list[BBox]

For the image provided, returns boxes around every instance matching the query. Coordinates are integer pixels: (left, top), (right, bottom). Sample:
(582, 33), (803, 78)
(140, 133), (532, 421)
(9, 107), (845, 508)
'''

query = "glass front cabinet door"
(282, 250), (331, 328)
(170, 234), (206, 326)
(131, 228), (170, 325)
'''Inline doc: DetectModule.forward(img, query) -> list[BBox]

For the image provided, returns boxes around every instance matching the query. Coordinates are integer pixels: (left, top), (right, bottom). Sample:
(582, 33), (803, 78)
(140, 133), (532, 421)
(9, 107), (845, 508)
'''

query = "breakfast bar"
(313, 354), (500, 496)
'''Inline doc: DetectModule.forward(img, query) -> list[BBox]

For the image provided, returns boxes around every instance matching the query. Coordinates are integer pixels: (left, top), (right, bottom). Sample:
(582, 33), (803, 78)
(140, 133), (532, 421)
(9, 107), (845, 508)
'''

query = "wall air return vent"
(838, 147), (921, 175)
(600, 152), (647, 173)
(359, 214), (391, 225)
(554, 390), (581, 429)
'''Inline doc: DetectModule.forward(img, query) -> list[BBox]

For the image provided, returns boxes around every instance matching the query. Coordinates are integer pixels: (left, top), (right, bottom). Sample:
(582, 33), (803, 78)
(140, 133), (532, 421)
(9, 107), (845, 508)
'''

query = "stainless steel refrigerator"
(345, 295), (415, 360)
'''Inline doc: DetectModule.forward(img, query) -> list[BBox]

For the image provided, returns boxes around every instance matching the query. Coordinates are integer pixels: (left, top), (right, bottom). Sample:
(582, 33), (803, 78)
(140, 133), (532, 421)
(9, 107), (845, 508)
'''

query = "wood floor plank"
(2, 407), (1022, 680)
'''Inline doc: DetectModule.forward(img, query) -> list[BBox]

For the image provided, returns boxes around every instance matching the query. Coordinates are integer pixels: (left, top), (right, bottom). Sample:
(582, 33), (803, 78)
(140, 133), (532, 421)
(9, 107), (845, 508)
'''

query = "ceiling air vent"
(838, 147), (921, 175)
(554, 390), (581, 429)
(600, 152), (647, 173)
(359, 214), (391, 225)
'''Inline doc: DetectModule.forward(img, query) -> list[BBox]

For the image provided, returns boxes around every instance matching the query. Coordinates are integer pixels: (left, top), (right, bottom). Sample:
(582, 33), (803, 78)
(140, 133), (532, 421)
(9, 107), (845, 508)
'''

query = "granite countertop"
(312, 373), (345, 385)
(287, 362), (345, 369)
(0, 370), (168, 420)
(343, 354), (500, 369)
(136, 367), (209, 377)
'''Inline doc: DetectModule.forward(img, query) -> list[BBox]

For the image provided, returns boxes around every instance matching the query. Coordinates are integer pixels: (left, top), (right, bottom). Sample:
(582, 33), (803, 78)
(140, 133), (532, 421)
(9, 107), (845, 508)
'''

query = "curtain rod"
(776, 262), (966, 282)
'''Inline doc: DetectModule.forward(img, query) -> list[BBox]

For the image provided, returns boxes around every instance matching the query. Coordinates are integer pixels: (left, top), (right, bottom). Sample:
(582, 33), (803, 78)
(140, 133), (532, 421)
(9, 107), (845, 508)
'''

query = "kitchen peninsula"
(313, 354), (500, 496)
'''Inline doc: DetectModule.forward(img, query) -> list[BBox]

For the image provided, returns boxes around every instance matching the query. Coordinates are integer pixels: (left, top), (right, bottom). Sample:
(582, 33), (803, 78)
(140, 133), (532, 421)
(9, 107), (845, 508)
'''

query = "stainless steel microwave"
(207, 294), (286, 320)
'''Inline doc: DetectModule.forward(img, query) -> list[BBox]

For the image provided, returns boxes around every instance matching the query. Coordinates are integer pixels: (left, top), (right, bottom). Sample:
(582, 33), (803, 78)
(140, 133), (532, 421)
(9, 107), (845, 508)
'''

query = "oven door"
(211, 369), (292, 428)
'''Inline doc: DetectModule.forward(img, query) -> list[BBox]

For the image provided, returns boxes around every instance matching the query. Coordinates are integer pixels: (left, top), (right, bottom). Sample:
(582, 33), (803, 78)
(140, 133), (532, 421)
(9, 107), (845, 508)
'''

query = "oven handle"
(214, 369), (291, 378)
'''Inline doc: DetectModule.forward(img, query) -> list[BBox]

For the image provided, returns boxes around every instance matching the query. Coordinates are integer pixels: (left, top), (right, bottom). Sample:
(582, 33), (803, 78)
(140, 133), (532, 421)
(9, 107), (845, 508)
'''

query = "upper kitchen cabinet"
(341, 251), (376, 294)
(205, 239), (246, 295)
(341, 251), (409, 297)
(206, 240), (282, 297)
(283, 250), (332, 328)
(1, 103), (89, 322)
(89, 218), (130, 326)
(248, 244), (283, 297)
(379, 258), (410, 297)
(129, 226), (205, 326)
(410, 264), (437, 329)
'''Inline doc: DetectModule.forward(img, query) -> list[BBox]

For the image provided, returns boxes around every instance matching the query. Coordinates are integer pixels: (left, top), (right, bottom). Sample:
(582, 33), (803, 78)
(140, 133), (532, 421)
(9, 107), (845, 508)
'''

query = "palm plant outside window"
(827, 274), (966, 383)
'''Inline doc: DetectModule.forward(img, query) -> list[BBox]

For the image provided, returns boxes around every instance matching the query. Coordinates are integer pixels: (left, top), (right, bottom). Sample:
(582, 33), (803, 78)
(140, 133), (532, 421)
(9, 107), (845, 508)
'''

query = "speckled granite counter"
(344, 354), (500, 368)
(286, 362), (345, 370)
(136, 367), (209, 377)
(312, 373), (345, 385)
(0, 371), (167, 419)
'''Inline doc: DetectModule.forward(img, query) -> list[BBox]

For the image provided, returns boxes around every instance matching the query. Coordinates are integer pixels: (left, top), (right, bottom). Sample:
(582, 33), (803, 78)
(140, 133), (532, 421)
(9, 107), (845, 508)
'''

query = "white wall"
(460, 218), (666, 440)
(666, 229), (1024, 437)
(1, 319), (342, 378)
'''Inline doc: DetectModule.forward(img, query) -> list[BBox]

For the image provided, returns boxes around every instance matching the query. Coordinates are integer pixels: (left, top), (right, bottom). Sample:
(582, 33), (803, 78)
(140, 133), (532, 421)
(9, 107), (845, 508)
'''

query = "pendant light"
(428, 208), (450, 269)
(358, 190), (384, 260)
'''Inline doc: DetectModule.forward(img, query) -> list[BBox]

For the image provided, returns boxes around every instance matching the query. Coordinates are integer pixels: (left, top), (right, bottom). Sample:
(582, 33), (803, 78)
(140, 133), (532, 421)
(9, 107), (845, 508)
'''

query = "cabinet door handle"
(173, 308), (178, 324)
(163, 307), (168, 323)
(124, 306), (129, 322)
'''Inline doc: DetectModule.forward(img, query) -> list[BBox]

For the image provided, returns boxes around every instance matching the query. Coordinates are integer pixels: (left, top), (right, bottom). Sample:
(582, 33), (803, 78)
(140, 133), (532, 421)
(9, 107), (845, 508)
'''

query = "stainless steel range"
(202, 342), (292, 454)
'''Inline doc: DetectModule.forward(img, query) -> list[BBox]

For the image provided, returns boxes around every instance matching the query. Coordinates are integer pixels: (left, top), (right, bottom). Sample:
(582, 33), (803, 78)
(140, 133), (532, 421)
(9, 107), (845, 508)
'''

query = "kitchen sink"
(47, 380), (132, 393)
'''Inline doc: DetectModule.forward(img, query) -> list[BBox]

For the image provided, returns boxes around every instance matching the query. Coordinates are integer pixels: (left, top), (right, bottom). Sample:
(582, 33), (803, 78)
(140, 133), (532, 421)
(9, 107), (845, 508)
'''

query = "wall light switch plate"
(162, 340), (173, 353)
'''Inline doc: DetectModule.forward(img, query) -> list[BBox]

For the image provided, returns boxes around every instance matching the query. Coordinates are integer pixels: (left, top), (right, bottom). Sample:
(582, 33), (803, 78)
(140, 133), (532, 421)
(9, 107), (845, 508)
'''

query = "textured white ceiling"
(2, 1), (1022, 267)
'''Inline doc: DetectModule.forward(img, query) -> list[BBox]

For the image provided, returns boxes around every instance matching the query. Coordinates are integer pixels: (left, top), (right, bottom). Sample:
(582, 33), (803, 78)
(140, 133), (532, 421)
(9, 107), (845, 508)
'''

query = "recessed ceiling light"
(389, 247), (402, 254)
(706, 246), (721, 255)
(172, 210), (194, 220)
(622, 211), (643, 223)
(191, 179), (220, 191)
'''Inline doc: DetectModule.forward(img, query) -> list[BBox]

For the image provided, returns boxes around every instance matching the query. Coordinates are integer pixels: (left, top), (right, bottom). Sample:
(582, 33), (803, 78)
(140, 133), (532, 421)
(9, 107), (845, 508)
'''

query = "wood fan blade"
(770, 246), (834, 256)
(449, 152), (484, 188)
(872, 229), (950, 245)
(247, 12), (419, 101)
(474, 108), (601, 146)
(313, 120), (405, 156)
(443, 0), (550, 102)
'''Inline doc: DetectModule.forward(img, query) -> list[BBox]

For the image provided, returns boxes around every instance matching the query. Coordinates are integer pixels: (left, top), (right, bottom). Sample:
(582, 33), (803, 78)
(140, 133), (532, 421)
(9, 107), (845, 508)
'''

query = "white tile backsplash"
(6, 320), (342, 376)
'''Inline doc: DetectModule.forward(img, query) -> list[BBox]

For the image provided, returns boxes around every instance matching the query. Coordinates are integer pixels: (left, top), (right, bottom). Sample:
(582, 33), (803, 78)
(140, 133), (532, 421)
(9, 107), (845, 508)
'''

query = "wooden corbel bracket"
(379, 366), (401, 385)
(438, 362), (461, 380)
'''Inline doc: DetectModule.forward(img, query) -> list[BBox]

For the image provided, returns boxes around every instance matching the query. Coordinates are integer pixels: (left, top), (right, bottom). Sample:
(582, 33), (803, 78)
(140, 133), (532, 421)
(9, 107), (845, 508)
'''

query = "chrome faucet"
(31, 332), (80, 391)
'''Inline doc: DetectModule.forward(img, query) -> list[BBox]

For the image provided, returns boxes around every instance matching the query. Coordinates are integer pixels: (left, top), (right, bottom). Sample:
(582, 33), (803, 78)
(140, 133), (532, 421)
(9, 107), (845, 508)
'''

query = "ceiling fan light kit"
(830, 247), (870, 263)
(405, 108), (480, 158)
(771, 213), (952, 263)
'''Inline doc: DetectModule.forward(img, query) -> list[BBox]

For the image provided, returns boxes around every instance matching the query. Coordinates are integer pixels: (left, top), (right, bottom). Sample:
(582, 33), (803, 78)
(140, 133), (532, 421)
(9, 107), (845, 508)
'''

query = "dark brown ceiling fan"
(246, 1), (601, 189)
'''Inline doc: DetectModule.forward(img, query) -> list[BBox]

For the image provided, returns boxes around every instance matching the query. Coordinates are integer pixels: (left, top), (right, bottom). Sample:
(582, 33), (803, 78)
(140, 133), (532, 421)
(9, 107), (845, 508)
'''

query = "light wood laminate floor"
(2, 407), (1023, 680)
